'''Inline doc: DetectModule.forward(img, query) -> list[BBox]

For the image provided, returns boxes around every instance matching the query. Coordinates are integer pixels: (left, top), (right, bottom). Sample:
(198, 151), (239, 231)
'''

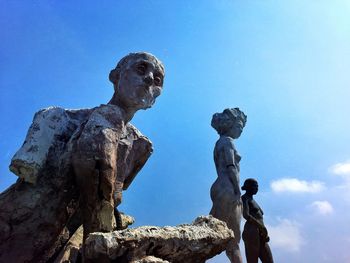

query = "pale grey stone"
(9, 107), (91, 184)
(84, 215), (234, 263)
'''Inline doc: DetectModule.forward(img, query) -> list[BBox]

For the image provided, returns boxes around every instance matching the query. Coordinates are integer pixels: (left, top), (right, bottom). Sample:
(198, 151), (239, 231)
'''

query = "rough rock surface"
(54, 225), (84, 263)
(84, 215), (234, 263)
(9, 107), (92, 184)
(54, 213), (135, 263)
(0, 107), (152, 263)
(132, 256), (169, 263)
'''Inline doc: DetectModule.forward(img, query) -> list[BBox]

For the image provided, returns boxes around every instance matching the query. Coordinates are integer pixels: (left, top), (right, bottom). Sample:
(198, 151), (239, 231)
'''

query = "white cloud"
(329, 160), (350, 176)
(270, 178), (325, 193)
(310, 200), (334, 215)
(267, 219), (304, 252)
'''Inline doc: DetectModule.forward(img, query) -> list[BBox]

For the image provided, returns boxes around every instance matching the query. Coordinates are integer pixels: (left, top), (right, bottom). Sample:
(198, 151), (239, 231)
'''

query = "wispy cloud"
(310, 201), (334, 215)
(267, 219), (304, 252)
(270, 178), (325, 193)
(329, 160), (350, 202)
(329, 160), (350, 176)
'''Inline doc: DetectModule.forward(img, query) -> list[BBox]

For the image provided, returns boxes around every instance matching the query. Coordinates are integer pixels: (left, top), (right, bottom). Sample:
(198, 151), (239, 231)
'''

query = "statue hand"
(259, 226), (268, 238)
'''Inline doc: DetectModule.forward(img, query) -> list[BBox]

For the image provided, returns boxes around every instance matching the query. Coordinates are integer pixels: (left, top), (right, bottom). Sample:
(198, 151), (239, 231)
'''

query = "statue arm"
(227, 166), (240, 196)
(242, 197), (257, 225)
(222, 141), (240, 195)
(222, 140), (235, 168)
(242, 196), (268, 237)
(73, 106), (123, 206)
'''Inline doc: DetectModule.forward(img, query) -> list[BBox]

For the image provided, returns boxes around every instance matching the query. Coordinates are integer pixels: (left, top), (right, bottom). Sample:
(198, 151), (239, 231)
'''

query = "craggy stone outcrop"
(0, 107), (153, 263)
(54, 213), (135, 263)
(84, 215), (234, 263)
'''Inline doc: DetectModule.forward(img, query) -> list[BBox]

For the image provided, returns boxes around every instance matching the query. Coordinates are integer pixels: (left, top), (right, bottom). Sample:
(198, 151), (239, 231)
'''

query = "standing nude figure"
(241, 178), (274, 263)
(71, 52), (165, 240)
(210, 108), (247, 263)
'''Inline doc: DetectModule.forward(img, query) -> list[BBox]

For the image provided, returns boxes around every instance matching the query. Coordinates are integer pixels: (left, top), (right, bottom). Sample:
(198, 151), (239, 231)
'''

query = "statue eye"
(136, 64), (147, 75)
(154, 75), (163, 86)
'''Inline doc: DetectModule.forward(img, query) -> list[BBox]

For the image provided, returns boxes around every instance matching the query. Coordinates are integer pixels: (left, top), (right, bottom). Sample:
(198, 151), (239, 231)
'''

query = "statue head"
(211, 108), (247, 138)
(109, 52), (165, 111)
(241, 178), (258, 194)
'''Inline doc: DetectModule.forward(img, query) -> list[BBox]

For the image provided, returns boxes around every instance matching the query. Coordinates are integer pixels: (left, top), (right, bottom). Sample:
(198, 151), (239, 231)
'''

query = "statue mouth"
(141, 86), (150, 93)
(135, 86), (155, 108)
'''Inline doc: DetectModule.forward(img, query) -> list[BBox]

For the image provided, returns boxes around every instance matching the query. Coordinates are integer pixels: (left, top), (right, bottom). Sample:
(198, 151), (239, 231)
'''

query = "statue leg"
(242, 224), (260, 263)
(226, 201), (243, 263)
(259, 242), (274, 263)
(226, 240), (243, 263)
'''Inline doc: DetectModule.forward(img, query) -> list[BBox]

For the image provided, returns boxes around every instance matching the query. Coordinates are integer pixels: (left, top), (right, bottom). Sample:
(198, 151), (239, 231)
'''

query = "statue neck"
(108, 94), (136, 123)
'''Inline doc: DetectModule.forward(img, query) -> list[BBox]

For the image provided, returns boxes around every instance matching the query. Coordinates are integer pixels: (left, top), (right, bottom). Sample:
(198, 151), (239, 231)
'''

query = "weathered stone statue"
(209, 108), (247, 263)
(241, 178), (274, 263)
(0, 52), (164, 262)
(71, 52), (165, 239)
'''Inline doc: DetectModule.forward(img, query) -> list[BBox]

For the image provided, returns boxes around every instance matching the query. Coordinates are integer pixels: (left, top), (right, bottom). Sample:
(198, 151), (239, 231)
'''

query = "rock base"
(84, 215), (234, 263)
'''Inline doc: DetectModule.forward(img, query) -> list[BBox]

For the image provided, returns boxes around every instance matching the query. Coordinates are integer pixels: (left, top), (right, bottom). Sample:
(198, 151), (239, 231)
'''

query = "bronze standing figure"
(210, 108), (247, 263)
(242, 178), (274, 263)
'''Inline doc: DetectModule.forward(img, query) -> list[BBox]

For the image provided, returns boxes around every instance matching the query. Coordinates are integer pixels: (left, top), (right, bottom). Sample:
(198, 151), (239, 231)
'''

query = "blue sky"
(1, 1), (350, 262)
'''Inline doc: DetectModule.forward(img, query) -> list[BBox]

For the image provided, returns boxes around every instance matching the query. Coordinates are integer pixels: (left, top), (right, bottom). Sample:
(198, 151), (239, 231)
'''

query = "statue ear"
(109, 69), (117, 84)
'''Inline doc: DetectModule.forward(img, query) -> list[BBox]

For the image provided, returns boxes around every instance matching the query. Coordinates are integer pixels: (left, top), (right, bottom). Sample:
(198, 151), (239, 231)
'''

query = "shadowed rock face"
(54, 213), (135, 263)
(84, 216), (235, 263)
(0, 107), (153, 263)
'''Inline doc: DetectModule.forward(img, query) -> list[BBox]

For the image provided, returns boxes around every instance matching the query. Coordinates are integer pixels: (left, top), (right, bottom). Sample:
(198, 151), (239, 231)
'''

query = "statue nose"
(144, 73), (154, 85)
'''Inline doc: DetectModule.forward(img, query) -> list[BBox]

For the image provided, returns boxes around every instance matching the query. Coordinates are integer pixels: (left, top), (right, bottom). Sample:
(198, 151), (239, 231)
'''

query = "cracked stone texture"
(132, 256), (169, 263)
(54, 213), (135, 263)
(84, 215), (234, 263)
(54, 225), (84, 263)
(0, 107), (153, 263)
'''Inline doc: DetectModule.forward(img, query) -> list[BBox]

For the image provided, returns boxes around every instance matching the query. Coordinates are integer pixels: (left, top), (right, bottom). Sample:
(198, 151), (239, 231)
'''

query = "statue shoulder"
(87, 104), (124, 128)
(215, 136), (235, 150)
(10, 106), (91, 184)
(241, 194), (252, 204)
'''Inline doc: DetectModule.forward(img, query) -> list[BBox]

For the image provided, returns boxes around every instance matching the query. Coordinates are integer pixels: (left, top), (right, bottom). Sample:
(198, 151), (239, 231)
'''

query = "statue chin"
(134, 96), (156, 110)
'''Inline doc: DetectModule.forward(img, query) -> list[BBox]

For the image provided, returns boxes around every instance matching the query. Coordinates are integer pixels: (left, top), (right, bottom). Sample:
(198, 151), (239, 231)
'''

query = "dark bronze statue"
(210, 108), (247, 263)
(241, 178), (274, 263)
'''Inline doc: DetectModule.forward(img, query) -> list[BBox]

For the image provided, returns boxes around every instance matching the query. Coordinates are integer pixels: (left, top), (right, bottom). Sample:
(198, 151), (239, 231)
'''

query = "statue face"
(116, 55), (164, 110)
(251, 182), (258, 194)
(229, 118), (244, 139)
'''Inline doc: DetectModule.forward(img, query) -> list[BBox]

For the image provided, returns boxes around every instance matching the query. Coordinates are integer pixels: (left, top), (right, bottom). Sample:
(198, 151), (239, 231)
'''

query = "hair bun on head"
(211, 113), (222, 133)
(211, 107), (247, 135)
